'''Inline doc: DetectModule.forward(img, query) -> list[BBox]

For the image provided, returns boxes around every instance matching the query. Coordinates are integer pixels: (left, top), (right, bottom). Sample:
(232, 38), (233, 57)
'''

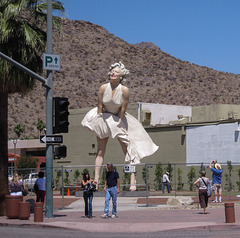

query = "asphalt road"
(1, 226), (240, 238)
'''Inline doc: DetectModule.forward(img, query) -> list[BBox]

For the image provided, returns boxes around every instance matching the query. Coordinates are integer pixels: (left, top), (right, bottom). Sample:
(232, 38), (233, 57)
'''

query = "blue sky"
(59, 0), (240, 75)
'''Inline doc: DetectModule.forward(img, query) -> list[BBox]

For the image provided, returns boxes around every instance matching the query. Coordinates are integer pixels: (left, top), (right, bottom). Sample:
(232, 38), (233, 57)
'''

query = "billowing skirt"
(81, 107), (159, 164)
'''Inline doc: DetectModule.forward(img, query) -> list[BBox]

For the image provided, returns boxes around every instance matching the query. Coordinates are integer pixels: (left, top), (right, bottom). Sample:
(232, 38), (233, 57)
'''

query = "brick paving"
(1, 192), (240, 236)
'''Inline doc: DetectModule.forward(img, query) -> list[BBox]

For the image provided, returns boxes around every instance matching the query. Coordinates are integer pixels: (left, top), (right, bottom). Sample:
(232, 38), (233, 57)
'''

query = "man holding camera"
(209, 160), (222, 202)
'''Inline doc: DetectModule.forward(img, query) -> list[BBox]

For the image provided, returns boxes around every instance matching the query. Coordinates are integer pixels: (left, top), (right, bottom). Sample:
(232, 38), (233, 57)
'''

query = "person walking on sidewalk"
(209, 161), (222, 202)
(35, 171), (46, 204)
(194, 171), (209, 214)
(81, 171), (95, 218)
(101, 163), (120, 218)
(162, 172), (170, 193)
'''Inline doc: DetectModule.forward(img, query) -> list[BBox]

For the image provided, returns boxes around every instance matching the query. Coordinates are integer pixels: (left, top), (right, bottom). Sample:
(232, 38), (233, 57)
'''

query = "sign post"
(45, 0), (54, 218)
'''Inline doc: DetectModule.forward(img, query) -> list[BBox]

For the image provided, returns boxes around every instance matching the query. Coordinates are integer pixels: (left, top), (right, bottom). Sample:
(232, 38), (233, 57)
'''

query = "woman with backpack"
(194, 171), (210, 214)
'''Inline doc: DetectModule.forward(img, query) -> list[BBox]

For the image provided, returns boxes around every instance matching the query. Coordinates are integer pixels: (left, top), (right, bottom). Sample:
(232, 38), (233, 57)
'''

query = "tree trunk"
(0, 91), (9, 216)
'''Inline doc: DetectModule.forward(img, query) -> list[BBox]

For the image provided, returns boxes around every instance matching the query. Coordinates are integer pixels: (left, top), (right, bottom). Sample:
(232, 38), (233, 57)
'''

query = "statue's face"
(109, 66), (122, 81)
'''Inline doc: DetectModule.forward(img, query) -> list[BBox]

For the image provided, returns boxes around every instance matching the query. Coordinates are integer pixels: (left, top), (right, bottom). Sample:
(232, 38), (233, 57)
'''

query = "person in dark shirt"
(101, 163), (120, 218)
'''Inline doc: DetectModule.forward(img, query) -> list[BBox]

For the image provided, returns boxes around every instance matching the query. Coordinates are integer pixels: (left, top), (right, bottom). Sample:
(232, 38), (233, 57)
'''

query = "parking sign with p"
(43, 53), (61, 71)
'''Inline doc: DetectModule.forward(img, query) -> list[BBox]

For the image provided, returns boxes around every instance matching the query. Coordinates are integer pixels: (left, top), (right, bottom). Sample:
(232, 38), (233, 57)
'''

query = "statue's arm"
(97, 84), (107, 114)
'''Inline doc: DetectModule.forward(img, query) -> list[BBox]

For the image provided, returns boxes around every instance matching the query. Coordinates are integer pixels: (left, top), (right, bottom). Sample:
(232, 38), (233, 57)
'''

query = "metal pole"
(61, 166), (64, 209)
(12, 139), (18, 173)
(174, 164), (176, 197)
(14, 141), (16, 172)
(228, 162), (231, 200)
(145, 164), (149, 206)
(0, 52), (48, 88)
(45, 0), (54, 218)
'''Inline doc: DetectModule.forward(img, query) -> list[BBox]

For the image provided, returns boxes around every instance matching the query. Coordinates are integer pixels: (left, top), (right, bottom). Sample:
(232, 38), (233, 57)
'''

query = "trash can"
(225, 202), (235, 223)
(18, 202), (30, 220)
(34, 202), (43, 222)
(6, 195), (23, 219)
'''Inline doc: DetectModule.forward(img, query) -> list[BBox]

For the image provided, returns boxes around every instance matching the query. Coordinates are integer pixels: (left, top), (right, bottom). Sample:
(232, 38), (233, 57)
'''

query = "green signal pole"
(45, 0), (54, 218)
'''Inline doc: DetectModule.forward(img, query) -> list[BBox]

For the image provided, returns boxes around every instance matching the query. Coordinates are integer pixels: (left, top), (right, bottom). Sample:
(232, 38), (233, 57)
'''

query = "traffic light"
(54, 145), (67, 158)
(53, 97), (69, 133)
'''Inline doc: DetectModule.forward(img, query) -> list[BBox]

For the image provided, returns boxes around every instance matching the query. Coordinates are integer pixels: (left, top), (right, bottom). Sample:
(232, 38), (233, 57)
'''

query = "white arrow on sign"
(40, 135), (63, 144)
(40, 135), (47, 143)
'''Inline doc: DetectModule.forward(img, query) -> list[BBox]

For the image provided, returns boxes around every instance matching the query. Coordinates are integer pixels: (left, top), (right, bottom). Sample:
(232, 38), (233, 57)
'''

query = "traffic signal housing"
(53, 97), (69, 133)
(54, 145), (67, 159)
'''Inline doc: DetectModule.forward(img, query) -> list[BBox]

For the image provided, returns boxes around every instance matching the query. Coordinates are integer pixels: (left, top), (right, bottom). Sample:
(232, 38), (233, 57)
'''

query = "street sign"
(40, 135), (63, 144)
(124, 165), (136, 173)
(43, 53), (61, 71)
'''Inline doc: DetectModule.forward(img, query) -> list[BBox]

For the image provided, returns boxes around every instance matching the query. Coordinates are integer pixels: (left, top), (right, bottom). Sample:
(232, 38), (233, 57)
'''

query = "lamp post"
(11, 139), (18, 173)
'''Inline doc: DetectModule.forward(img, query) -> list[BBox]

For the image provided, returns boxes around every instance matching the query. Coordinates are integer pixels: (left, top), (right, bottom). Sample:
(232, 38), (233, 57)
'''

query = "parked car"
(23, 173), (39, 190)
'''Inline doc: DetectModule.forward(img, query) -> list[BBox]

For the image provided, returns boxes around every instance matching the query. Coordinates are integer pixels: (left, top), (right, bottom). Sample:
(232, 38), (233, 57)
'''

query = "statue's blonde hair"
(108, 61), (129, 84)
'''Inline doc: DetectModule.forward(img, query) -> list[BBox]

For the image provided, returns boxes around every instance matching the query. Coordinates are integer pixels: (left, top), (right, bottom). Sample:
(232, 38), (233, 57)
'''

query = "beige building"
(54, 103), (240, 167)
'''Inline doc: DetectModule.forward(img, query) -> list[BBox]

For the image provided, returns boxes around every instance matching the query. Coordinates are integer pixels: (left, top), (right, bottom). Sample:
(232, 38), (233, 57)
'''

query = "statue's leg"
(129, 173), (136, 191)
(95, 137), (108, 188)
(118, 139), (137, 191)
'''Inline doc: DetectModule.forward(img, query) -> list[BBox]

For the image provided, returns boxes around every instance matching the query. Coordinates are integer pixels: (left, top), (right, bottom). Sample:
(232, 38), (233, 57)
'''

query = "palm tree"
(37, 119), (45, 136)
(0, 0), (64, 216)
(14, 124), (25, 139)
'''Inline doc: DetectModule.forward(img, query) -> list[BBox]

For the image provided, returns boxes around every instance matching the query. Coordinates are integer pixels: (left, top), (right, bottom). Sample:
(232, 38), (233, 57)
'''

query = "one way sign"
(40, 135), (63, 144)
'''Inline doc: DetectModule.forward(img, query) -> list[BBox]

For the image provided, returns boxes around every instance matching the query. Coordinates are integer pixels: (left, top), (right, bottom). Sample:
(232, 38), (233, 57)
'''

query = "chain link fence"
(9, 161), (240, 208)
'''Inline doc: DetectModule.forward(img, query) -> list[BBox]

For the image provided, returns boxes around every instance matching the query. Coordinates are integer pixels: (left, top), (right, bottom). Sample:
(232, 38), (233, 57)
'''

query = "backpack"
(201, 178), (212, 197)
(34, 181), (39, 191)
(88, 182), (96, 192)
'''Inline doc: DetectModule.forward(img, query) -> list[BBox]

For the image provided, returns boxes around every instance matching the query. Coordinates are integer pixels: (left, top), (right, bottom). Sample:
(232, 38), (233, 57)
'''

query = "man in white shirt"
(162, 172), (170, 193)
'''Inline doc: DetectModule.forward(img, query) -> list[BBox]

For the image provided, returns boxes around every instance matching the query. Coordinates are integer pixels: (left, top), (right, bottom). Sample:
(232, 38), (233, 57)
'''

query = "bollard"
(18, 202), (30, 220)
(6, 195), (23, 219)
(34, 202), (43, 222)
(225, 202), (235, 223)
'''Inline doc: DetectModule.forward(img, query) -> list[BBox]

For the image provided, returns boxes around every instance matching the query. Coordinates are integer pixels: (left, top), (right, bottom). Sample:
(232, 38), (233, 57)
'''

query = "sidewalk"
(1, 195), (240, 233)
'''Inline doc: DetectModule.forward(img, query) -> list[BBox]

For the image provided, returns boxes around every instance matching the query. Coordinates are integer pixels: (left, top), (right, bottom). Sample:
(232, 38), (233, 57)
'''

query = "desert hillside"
(8, 19), (240, 139)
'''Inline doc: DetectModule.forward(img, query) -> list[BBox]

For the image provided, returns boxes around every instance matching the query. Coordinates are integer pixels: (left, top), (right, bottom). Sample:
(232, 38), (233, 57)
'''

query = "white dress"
(81, 82), (159, 164)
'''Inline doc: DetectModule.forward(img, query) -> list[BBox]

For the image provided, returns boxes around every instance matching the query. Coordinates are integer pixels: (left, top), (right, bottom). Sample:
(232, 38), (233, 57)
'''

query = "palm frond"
(0, 0), (65, 93)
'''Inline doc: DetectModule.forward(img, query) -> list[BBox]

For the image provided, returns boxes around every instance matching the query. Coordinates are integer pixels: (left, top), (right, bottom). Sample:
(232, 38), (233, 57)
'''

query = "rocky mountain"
(8, 18), (240, 139)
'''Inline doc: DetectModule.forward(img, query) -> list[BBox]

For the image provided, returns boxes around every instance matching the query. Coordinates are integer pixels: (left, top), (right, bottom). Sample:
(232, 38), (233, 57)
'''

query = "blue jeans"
(104, 186), (117, 215)
(162, 182), (170, 193)
(83, 191), (93, 217)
